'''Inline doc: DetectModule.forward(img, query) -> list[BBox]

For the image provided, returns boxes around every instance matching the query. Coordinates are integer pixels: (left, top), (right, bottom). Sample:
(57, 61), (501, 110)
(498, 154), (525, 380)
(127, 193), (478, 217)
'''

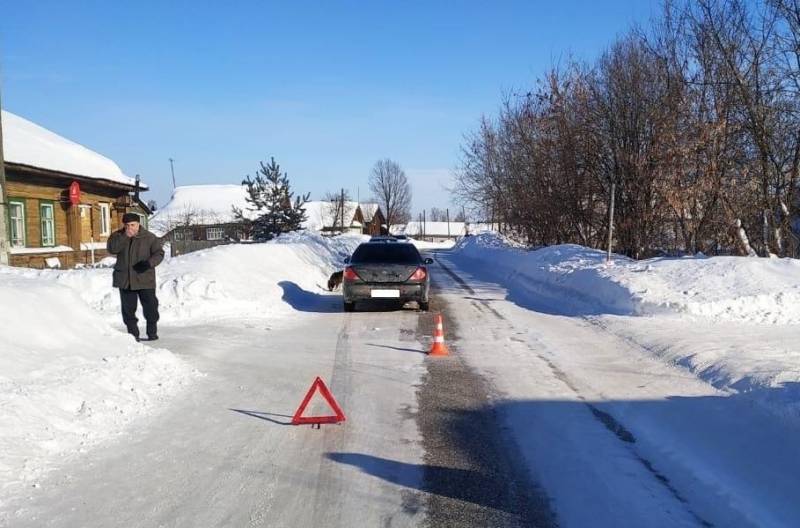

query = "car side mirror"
(344, 256), (350, 264)
(424, 257), (434, 265)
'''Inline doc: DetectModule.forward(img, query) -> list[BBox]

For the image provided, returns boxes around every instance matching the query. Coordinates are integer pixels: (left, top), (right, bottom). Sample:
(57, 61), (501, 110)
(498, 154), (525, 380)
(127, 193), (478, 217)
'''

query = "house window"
(8, 199), (26, 247)
(173, 229), (185, 241)
(206, 227), (224, 240)
(99, 203), (111, 236)
(40, 202), (56, 247)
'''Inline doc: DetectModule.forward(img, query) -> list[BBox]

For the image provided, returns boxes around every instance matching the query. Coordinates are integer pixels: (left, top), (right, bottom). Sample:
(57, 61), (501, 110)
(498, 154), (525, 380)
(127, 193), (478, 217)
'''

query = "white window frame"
(99, 202), (111, 236)
(206, 227), (224, 240)
(8, 199), (26, 248)
(173, 229), (185, 241)
(40, 202), (55, 247)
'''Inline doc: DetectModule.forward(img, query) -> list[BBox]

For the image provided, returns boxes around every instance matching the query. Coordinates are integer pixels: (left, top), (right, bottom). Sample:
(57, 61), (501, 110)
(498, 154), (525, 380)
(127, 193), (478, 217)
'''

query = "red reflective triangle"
(291, 377), (346, 425)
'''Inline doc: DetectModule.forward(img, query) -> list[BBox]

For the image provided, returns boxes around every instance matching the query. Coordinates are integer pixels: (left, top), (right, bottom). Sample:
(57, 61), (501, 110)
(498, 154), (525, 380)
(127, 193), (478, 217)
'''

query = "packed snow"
(0, 232), (365, 509)
(0, 275), (198, 504)
(1, 110), (141, 188)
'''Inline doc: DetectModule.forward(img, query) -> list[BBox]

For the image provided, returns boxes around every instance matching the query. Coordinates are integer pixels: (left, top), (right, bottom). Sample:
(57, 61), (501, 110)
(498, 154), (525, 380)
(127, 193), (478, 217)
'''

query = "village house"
(150, 187), (388, 256)
(148, 184), (256, 256)
(304, 200), (386, 236)
(2, 110), (150, 269)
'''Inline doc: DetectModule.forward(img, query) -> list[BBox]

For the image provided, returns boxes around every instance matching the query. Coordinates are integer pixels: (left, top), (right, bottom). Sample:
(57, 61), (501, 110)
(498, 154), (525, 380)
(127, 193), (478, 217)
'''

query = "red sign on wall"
(69, 181), (81, 206)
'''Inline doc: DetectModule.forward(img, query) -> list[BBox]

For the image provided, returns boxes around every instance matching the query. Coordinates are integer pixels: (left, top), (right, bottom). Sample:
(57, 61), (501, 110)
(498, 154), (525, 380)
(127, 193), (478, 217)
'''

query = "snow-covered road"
(3, 248), (800, 527)
(435, 250), (800, 528)
(3, 303), (429, 527)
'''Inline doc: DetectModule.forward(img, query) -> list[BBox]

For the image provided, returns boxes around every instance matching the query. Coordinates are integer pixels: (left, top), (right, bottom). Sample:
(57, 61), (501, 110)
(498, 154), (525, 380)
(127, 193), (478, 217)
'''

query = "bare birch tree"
(369, 159), (412, 228)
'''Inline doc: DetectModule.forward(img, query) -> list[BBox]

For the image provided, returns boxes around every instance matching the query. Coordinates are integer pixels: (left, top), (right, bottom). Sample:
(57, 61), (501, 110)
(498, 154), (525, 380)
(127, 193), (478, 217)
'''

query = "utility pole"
(340, 188), (345, 234)
(0, 85), (10, 265)
(423, 209), (426, 241)
(607, 181), (616, 263)
(446, 208), (450, 239)
(169, 158), (176, 189)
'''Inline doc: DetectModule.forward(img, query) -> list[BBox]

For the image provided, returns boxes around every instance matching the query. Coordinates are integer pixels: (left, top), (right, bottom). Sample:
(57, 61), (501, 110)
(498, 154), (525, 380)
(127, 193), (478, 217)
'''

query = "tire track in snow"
(434, 255), (715, 528)
(308, 314), (353, 527)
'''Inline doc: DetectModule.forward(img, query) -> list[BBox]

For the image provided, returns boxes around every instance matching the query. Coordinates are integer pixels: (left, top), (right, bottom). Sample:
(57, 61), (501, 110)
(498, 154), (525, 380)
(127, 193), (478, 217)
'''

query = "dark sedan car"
(342, 242), (433, 312)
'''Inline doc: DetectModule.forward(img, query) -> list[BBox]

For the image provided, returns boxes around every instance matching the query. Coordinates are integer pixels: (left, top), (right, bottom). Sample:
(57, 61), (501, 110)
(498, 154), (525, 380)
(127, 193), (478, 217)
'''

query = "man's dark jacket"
(106, 228), (165, 290)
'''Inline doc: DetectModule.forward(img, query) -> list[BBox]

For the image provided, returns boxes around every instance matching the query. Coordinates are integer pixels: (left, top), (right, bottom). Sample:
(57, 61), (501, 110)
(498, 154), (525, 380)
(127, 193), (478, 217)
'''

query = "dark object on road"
(342, 242), (433, 312)
(328, 270), (344, 291)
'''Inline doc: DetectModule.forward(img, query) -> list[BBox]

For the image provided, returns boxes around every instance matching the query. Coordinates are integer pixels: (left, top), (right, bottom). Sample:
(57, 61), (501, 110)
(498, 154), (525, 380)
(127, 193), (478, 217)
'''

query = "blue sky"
(1, 0), (658, 216)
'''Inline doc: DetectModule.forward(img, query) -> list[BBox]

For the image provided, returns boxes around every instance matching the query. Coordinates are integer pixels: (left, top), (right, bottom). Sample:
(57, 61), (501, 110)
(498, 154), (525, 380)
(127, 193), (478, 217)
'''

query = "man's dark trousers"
(119, 288), (159, 339)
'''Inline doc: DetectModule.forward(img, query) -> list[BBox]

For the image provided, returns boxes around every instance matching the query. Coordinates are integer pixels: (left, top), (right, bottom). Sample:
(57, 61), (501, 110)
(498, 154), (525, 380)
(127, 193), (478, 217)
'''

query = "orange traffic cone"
(428, 314), (450, 356)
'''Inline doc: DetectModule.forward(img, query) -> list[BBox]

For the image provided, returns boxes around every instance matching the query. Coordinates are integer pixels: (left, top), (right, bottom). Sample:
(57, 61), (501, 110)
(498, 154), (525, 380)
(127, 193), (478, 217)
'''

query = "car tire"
(343, 301), (356, 313)
(419, 301), (429, 311)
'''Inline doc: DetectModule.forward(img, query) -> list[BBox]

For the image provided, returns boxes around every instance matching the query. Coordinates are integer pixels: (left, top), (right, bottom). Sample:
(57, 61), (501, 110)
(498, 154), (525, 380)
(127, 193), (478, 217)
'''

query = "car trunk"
(352, 264), (418, 283)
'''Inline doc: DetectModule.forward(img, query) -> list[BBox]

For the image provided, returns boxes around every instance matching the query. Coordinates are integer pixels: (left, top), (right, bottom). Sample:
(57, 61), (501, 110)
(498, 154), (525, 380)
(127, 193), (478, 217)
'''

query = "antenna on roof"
(169, 158), (176, 189)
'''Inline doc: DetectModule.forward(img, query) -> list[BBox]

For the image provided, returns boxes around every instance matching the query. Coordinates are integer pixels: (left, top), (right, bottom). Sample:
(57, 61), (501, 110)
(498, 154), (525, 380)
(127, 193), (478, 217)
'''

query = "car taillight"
(409, 267), (427, 281)
(343, 266), (361, 281)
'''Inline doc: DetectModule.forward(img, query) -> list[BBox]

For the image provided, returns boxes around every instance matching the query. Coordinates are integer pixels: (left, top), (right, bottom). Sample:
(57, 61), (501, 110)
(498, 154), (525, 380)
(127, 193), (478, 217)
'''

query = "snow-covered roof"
(359, 203), (380, 223)
(1, 110), (143, 188)
(302, 200), (360, 231)
(394, 221), (466, 237)
(148, 184), (255, 236)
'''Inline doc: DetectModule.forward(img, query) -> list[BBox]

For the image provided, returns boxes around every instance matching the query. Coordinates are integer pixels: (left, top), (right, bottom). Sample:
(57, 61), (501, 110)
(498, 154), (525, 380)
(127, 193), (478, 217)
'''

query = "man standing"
(107, 212), (165, 341)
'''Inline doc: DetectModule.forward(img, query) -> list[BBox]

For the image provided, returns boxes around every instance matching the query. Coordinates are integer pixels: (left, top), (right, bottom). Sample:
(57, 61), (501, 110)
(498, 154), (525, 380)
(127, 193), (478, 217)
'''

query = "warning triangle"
(291, 377), (346, 425)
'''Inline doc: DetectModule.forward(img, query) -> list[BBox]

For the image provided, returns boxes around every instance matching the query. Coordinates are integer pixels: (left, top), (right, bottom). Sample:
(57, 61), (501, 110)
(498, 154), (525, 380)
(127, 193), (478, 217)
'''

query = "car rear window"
(351, 243), (421, 264)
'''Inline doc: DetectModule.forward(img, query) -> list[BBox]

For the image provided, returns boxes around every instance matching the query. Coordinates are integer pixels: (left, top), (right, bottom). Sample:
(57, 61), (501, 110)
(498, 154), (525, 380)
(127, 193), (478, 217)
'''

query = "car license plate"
(371, 289), (400, 298)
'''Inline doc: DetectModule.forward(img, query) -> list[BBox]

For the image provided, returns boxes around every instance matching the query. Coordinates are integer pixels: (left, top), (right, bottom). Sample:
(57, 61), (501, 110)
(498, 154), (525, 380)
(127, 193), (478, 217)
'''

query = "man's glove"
(133, 260), (151, 273)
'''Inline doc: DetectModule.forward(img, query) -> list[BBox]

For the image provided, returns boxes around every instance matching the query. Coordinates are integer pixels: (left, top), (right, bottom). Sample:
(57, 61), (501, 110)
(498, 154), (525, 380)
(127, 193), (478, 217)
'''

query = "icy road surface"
(3, 250), (800, 527)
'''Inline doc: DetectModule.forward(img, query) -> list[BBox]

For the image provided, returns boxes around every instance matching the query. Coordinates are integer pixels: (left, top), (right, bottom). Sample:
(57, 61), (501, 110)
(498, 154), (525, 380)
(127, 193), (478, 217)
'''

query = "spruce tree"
(235, 157), (309, 241)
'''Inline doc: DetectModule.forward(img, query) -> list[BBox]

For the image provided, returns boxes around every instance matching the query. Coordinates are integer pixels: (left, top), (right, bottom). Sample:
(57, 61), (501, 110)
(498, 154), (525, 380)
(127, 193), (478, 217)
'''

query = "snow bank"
(0, 232), (364, 504)
(450, 233), (800, 418)
(454, 233), (800, 325)
(0, 232), (367, 326)
(0, 276), (198, 500)
(411, 239), (456, 250)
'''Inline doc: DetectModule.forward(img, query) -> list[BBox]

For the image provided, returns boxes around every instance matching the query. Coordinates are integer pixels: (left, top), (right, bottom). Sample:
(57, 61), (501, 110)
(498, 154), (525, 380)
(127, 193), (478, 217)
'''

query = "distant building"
(391, 221), (494, 242)
(304, 201), (386, 236)
(392, 221), (466, 242)
(2, 110), (149, 269)
(150, 188), (387, 256)
(149, 185), (256, 256)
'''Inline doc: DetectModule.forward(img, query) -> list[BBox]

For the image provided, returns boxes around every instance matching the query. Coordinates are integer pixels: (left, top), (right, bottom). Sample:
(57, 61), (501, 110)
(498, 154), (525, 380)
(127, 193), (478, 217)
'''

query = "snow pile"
(1, 109), (141, 188)
(0, 275), (198, 499)
(0, 232), (367, 325)
(411, 239), (456, 250)
(454, 233), (800, 324)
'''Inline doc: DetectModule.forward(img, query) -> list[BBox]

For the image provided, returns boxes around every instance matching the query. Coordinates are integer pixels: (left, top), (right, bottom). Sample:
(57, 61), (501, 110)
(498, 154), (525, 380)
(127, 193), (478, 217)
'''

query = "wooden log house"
(2, 110), (149, 269)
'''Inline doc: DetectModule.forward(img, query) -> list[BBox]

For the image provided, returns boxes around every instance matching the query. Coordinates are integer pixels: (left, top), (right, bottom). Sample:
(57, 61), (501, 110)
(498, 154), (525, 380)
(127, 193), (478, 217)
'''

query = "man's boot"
(146, 321), (158, 341)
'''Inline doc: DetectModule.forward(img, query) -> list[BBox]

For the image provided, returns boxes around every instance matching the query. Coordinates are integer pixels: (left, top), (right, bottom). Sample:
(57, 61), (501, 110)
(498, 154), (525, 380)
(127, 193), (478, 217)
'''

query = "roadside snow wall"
(0, 276), (199, 500)
(1, 232), (366, 324)
(453, 233), (800, 325)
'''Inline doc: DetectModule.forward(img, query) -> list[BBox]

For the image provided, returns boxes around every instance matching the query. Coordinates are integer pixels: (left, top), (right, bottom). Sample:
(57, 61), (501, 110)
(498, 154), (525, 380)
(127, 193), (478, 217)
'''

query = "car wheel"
(419, 301), (429, 311)
(343, 301), (356, 312)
